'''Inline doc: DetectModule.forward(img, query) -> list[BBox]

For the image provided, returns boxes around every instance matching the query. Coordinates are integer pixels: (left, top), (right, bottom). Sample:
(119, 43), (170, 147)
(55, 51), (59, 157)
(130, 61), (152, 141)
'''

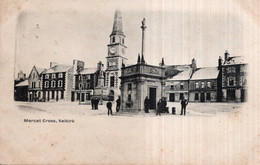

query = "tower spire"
(110, 9), (125, 37)
(141, 18), (147, 58)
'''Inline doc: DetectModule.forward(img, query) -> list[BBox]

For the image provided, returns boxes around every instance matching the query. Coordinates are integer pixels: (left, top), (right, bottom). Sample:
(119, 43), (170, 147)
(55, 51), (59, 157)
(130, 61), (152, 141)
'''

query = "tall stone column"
(141, 18), (146, 63)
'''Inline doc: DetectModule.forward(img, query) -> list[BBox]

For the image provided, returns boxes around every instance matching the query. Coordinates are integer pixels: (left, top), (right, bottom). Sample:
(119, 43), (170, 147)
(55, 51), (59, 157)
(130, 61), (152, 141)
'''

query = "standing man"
(144, 96), (150, 113)
(180, 99), (188, 115)
(156, 99), (162, 116)
(116, 96), (121, 112)
(106, 101), (113, 116)
(91, 98), (94, 110)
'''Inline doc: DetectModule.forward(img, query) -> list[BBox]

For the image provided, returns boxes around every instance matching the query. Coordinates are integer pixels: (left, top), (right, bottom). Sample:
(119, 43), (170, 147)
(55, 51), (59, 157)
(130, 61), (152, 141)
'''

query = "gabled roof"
(79, 68), (97, 75)
(15, 80), (28, 87)
(223, 56), (247, 65)
(45, 64), (72, 74)
(168, 68), (192, 81)
(190, 67), (219, 80)
(35, 67), (46, 75)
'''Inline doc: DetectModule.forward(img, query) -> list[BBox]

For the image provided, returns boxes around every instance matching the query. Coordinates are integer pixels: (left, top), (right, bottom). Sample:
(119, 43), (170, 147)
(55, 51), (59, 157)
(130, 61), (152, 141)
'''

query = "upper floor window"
(112, 36), (115, 43)
(195, 82), (199, 89)
(58, 80), (62, 87)
(79, 83), (82, 89)
(180, 83), (184, 89)
(227, 66), (236, 74)
(201, 82), (205, 88)
(58, 73), (63, 78)
(228, 77), (235, 86)
(44, 81), (49, 88)
(86, 75), (90, 80)
(51, 80), (55, 88)
(128, 83), (132, 91)
(87, 83), (91, 89)
(110, 76), (115, 87)
(122, 38), (124, 44)
(241, 77), (247, 86)
(45, 74), (49, 79)
(207, 82), (211, 88)
(170, 85), (174, 90)
(52, 74), (56, 79)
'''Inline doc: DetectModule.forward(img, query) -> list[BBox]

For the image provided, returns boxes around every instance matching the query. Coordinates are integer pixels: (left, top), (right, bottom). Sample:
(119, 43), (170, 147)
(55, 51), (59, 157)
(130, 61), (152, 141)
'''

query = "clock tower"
(105, 9), (127, 99)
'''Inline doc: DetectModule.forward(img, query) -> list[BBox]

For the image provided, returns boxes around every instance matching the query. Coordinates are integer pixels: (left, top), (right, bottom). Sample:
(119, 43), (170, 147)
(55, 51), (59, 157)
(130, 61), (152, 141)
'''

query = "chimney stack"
(50, 62), (58, 68)
(191, 58), (197, 72)
(218, 56), (222, 70)
(224, 50), (230, 60)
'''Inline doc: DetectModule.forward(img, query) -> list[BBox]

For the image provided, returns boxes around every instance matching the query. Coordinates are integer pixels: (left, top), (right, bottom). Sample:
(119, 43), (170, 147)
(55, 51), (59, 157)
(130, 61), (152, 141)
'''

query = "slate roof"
(79, 68), (97, 75)
(45, 64), (72, 74)
(223, 56), (247, 65)
(15, 80), (28, 87)
(168, 68), (193, 81)
(190, 67), (219, 80)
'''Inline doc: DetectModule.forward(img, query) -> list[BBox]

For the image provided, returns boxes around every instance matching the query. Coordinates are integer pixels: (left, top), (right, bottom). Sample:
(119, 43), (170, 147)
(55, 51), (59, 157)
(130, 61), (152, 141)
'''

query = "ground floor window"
(179, 93), (184, 100)
(227, 89), (235, 100)
(206, 93), (211, 100)
(195, 93), (199, 100)
(77, 93), (80, 100)
(169, 93), (175, 102)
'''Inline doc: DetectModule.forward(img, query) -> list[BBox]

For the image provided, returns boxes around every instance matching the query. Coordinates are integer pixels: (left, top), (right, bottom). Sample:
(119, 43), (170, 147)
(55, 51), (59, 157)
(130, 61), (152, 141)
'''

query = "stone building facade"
(41, 62), (74, 102)
(220, 51), (248, 102)
(189, 67), (220, 102)
(27, 66), (46, 102)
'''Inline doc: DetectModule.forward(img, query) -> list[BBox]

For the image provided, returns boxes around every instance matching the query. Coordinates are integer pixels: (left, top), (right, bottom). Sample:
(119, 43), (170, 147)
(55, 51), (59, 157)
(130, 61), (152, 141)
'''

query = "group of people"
(102, 95), (189, 116)
(91, 97), (100, 110)
(106, 96), (121, 116)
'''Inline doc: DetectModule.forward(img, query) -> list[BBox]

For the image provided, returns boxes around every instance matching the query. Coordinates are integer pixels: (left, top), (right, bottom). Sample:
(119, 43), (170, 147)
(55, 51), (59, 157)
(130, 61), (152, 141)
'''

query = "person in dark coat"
(95, 98), (99, 110)
(180, 99), (188, 115)
(116, 96), (121, 112)
(144, 96), (150, 113)
(156, 99), (162, 116)
(91, 98), (94, 109)
(106, 101), (113, 116)
(161, 97), (167, 113)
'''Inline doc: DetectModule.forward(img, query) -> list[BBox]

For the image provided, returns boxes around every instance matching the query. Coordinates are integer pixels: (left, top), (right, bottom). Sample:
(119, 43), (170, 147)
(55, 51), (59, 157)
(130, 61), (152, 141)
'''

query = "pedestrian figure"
(161, 97), (167, 113)
(116, 96), (121, 112)
(91, 98), (94, 109)
(156, 99), (162, 116)
(107, 101), (113, 116)
(144, 96), (150, 113)
(180, 99), (188, 115)
(95, 98), (99, 110)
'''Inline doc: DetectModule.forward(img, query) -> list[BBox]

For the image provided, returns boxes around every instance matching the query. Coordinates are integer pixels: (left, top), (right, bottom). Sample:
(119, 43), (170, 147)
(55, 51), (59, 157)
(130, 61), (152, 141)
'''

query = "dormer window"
(201, 82), (205, 88)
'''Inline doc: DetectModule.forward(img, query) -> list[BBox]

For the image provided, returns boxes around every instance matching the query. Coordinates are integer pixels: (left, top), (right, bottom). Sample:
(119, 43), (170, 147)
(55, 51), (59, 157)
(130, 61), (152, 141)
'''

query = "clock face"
(109, 47), (116, 55)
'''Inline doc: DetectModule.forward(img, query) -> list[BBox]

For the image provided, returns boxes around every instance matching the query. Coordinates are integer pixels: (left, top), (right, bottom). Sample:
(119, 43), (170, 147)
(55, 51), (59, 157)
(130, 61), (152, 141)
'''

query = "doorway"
(200, 93), (205, 102)
(149, 87), (156, 109)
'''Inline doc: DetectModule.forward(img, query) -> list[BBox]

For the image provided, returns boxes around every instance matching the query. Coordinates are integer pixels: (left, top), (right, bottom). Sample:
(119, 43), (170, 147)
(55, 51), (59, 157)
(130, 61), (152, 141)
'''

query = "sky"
(14, 0), (257, 76)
